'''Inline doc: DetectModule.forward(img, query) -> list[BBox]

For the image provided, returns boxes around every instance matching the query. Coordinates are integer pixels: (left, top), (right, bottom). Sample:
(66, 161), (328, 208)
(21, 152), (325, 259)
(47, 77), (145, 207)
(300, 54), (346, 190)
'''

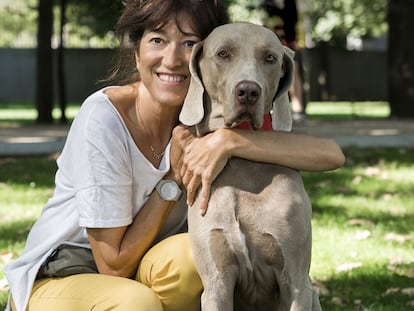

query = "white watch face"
(161, 181), (179, 200)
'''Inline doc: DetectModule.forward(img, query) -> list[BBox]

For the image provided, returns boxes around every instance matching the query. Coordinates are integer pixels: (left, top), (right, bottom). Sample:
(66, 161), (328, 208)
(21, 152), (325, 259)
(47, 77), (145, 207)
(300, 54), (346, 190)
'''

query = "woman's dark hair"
(106, 0), (229, 84)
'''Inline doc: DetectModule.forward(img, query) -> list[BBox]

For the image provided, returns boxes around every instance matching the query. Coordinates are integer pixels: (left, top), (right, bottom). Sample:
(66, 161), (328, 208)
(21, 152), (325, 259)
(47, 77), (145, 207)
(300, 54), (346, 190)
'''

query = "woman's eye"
(150, 37), (163, 44)
(184, 40), (198, 48)
(266, 54), (277, 63)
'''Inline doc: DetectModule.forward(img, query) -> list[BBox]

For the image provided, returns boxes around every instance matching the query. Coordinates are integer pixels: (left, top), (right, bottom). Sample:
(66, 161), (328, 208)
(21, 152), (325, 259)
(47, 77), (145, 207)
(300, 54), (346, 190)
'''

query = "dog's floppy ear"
(271, 46), (295, 132)
(179, 41), (205, 126)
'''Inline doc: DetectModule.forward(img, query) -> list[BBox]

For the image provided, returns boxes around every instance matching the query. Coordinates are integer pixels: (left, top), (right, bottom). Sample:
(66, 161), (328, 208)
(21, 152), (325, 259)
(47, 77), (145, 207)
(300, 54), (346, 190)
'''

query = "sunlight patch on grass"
(0, 102), (80, 124)
(306, 101), (390, 119)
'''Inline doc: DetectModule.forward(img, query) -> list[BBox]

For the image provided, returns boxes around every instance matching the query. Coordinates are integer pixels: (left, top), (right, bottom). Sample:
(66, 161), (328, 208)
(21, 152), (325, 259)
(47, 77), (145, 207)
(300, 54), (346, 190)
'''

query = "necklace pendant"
(150, 145), (165, 160)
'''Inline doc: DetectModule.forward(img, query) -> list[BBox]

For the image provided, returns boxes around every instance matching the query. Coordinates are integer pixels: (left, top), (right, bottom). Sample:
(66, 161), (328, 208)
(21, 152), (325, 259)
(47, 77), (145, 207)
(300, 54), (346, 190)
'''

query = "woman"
(5, 1), (345, 310)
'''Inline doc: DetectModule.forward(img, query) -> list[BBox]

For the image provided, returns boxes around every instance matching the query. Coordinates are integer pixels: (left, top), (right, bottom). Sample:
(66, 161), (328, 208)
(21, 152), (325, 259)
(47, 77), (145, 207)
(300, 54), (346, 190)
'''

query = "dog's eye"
(265, 54), (277, 64)
(217, 50), (230, 59)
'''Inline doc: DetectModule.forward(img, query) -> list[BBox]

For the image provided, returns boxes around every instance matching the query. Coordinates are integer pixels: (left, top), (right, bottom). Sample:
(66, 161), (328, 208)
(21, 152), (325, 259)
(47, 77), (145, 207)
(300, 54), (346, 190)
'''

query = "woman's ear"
(179, 41), (205, 126)
(135, 50), (140, 72)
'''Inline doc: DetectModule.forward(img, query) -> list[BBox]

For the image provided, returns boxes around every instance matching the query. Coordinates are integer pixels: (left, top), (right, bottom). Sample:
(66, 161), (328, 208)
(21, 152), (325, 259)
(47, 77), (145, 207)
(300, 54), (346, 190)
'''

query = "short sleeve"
(61, 93), (135, 228)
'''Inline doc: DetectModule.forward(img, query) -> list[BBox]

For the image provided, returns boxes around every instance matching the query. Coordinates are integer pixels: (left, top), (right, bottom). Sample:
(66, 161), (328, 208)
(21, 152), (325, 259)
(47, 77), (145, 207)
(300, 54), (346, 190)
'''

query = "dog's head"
(179, 22), (295, 135)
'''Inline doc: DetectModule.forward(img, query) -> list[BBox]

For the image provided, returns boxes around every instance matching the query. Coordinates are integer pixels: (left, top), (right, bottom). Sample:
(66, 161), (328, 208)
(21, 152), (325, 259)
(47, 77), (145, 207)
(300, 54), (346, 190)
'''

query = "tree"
(35, 0), (54, 124)
(57, 0), (67, 124)
(387, 0), (414, 118)
(34, 0), (122, 124)
(310, 0), (387, 48)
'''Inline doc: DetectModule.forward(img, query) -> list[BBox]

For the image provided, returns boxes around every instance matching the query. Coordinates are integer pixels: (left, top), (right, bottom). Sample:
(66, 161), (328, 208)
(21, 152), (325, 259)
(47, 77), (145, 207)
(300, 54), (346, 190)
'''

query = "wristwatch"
(155, 179), (182, 202)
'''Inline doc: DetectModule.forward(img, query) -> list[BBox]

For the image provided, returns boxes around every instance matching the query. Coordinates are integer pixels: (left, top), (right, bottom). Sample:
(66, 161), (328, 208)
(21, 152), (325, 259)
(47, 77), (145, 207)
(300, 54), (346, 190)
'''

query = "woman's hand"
(171, 126), (231, 215)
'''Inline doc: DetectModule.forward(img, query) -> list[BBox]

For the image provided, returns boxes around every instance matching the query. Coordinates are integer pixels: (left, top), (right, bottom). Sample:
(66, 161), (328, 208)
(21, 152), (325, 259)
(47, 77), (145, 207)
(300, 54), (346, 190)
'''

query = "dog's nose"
(236, 81), (261, 106)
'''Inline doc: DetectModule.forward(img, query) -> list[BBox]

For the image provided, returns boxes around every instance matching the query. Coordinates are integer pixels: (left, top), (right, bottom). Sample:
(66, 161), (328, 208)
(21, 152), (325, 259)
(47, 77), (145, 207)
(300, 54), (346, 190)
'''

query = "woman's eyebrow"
(149, 26), (199, 38)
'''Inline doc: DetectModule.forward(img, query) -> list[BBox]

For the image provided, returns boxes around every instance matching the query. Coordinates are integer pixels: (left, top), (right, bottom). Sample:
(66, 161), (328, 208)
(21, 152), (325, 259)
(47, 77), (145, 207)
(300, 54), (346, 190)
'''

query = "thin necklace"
(149, 145), (165, 160)
(134, 98), (165, 161)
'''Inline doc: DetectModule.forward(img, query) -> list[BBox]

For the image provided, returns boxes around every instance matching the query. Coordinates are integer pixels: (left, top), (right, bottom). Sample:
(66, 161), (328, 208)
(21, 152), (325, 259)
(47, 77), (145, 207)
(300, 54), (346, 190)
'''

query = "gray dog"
(179, 23), (322, 311)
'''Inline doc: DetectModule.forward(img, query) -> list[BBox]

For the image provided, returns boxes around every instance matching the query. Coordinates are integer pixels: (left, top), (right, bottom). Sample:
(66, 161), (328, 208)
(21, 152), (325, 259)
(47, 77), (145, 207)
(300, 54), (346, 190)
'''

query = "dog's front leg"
(198, 228), (240, 311)
(201, 274), (236, 311)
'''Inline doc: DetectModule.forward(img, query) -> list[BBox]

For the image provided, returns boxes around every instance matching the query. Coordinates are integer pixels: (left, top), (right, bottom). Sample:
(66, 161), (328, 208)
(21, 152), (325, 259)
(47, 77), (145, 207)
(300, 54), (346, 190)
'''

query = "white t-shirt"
(4, 87), (187, 311)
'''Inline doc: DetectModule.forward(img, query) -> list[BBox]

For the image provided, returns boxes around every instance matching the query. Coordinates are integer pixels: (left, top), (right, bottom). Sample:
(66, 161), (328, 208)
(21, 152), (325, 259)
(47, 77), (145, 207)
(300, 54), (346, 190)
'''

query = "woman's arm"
(222, 128), (345, 171)
(173, 126), (345, 214)
(86, 140), (186, 278)
(87, 191), (175, 278)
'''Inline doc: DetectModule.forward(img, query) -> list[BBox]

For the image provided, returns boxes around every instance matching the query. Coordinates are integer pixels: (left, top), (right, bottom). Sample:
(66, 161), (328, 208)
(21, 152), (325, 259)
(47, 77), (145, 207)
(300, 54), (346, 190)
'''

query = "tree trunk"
(58, 0), (67, 124)
(388, 0), (414, 118)
(35, 0), (54, 124)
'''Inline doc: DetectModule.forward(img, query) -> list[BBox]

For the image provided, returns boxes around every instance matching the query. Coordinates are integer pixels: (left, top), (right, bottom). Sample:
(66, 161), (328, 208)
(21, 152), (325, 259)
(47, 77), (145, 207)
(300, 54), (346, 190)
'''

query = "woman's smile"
(157, 73), (188, 84)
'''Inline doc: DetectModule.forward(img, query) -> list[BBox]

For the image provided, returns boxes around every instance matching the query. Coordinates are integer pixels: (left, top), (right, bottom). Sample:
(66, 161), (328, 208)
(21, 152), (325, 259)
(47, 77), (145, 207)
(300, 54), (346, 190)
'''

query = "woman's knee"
(27, 274), (163, 311)
(137, 233), (202, 311)
(107, 279), (163, 311)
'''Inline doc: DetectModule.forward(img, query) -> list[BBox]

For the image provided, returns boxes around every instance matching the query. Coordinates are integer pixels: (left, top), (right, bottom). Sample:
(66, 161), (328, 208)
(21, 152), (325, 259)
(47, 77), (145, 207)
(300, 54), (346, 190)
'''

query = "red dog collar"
(234, 113), (272, 131)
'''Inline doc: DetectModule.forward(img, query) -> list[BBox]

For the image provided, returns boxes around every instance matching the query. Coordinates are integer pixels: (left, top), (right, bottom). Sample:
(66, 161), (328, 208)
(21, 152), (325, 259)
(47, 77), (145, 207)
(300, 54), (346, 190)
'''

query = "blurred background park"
(0, 0), (413, 310)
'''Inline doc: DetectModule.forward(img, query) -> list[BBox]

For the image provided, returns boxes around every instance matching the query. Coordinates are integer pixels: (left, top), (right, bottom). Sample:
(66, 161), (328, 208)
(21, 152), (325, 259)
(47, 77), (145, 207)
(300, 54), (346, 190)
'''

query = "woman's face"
(136, 17), (201, 108)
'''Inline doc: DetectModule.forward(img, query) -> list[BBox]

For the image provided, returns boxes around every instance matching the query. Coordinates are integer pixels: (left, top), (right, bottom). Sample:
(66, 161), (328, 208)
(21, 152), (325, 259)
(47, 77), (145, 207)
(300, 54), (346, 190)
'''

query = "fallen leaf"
(0, 251), (13, 264)
(383, 287), (414, 299)
(381, 193), (395, 200)
(364, 167), (380, 177)
(0, 278), (9, 292)
(402, 288), (414, 296)
(406, 268), (414, 278)
(354, 230), (371, 240)
(385, 233), (411, 243)
(383, 288), (400, 296)
(336, 262), (363, 273)
(331, 296), (348, 306)
(351, 175), (362, 184)
(312, 279), (329, 296)
(389, 257), (404, 265)
(336, 187), (354, 194)
(346, 219), (375, 227)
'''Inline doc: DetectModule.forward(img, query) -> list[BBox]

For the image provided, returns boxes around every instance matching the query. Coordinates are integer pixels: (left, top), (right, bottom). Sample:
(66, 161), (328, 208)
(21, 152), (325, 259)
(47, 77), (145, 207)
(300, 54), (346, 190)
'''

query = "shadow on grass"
(318, 268), (413, 311)
(0, 218), (34, 249)
(0, 157), (56, 188)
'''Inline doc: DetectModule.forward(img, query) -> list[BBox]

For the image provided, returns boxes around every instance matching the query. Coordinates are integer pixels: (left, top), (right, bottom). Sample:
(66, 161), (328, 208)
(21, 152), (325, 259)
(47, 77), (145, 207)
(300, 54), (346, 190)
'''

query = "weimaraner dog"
(179, 22), (322, 311)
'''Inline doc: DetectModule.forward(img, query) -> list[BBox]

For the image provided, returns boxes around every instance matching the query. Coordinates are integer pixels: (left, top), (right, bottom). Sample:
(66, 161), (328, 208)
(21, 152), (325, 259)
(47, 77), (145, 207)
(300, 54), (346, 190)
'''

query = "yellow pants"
(14, 233), (202, 311)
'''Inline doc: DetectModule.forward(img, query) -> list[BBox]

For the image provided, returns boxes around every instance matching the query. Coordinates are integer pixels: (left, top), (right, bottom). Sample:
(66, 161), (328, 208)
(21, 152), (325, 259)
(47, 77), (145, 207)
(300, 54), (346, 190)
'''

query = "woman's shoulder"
(70, 87), (127, 137)
(103, 83), (137, 106)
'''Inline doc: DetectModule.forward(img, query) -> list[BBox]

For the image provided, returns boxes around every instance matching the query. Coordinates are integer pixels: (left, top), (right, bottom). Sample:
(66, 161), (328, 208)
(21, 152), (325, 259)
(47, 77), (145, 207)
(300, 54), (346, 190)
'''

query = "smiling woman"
(3, 1), (230, 311)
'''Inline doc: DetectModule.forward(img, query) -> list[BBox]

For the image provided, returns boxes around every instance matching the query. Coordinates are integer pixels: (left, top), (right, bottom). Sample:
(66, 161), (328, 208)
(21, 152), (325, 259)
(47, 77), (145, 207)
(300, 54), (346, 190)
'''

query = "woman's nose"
(163, 43), (185, 68)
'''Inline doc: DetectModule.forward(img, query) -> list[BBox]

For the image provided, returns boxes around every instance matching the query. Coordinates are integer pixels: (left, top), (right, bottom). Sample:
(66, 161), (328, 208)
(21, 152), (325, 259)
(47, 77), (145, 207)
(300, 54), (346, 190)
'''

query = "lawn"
(1, 153), (413, 310)
(0, 100), (391, 124)
(1, 101), (413, 310)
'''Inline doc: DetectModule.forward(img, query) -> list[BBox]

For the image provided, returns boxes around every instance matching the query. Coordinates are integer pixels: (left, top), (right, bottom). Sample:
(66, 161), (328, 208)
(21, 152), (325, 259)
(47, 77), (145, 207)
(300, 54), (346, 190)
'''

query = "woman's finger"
(198, 179), (212, 216)
(186, 173), (202, 206)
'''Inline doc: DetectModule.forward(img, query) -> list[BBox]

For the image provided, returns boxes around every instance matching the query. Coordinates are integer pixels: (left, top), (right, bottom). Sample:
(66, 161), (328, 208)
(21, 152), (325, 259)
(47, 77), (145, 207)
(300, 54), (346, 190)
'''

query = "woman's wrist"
(214, 128), (235, 160)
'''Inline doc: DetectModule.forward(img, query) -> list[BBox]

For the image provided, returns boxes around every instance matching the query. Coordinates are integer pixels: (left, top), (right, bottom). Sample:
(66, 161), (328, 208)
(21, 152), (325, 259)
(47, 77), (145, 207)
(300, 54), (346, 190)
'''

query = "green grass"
(305, 101), (391, 120)
(0, 101), (80, 125)
(0, 101), (391, 124)
(304, 148), (414, 310)
(0, 149), (413, 310)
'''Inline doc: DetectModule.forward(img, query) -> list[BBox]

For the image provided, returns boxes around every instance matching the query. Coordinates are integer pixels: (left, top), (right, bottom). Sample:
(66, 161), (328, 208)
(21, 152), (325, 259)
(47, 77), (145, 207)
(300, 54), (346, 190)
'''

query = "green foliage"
(0, 0), (389, 48)
(311, 0), (388, 47)
(66, 0), (123, 37)
(228, 0), (388, 48)
(0, 0), (38, 47)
